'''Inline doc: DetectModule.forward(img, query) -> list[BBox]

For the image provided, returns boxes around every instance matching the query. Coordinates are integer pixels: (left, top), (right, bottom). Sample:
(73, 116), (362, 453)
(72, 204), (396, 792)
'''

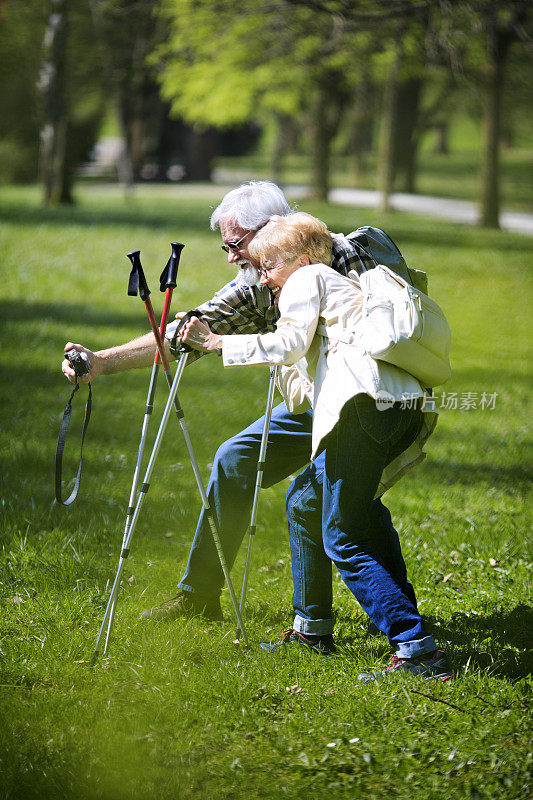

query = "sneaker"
(260, 628), (336, 656)
(358, 650), (451, 683)
(139, 590), (223, 622)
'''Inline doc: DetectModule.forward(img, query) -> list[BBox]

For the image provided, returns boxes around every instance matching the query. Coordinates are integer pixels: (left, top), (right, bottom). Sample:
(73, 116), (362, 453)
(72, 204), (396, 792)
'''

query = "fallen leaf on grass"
(6, 596), (24, 604)
(286, 684), (302, 694)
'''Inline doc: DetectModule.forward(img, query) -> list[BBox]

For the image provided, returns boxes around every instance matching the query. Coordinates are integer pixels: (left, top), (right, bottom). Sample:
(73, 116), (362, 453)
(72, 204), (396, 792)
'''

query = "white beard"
(238, 261), (261, 287)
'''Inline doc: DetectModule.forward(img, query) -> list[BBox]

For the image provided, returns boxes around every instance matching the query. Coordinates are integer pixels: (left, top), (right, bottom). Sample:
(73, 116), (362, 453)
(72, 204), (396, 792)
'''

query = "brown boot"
(139, 590), (223, 622)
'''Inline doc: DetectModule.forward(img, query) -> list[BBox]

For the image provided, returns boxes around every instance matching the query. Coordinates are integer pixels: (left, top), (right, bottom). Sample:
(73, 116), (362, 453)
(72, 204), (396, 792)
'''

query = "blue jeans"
(179, 402), (315, 596)
(178, 401), (427, 656)
(289, 394), (436, 658)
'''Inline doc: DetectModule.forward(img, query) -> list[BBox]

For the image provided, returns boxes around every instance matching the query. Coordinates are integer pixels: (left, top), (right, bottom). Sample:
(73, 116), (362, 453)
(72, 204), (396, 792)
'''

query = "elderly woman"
(179, 212), (450, 682)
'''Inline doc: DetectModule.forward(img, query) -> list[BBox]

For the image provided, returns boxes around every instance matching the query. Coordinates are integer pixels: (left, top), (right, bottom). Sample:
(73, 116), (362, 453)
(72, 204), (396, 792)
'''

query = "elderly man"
(177, 212), (449, 681)
(63, 181), (413, 653)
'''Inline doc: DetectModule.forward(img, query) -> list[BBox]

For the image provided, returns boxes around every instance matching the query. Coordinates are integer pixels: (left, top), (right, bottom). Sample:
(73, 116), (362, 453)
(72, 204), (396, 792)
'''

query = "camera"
(65, 349), (91, 378)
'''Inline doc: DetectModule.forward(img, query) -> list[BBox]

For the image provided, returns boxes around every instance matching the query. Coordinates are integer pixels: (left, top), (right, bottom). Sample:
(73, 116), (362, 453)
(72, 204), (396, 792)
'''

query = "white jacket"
(221, 264), (437, 495)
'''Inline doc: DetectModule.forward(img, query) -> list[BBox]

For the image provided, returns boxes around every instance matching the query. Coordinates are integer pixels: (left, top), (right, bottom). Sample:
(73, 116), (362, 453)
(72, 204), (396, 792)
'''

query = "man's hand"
(177, 317), (221, 353)
(62, 343), (99, 384)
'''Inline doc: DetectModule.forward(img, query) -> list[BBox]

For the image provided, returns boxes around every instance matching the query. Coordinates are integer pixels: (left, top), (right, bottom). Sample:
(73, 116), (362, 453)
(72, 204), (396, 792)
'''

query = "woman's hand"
(177, 317), (221, 353)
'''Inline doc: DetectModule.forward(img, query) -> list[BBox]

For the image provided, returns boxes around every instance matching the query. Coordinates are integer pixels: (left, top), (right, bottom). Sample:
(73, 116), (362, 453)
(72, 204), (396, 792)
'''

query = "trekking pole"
(92, 253), (248, 662)
(236, 365), (279, 637)
(92, 349), (189, 665)
(125, 251), (248, 645)
(103, 243), (184, 654)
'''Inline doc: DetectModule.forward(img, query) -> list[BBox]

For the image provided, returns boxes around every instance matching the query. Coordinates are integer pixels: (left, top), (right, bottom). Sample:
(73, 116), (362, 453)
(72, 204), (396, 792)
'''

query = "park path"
(281, 184), (533, 236)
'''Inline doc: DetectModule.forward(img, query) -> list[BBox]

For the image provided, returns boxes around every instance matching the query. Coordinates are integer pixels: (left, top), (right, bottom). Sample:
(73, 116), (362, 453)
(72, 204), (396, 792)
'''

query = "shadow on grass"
(0, 197), (212, 233)
(421, 459), (531, 491)
(334, 606), (533, 680)
(0, 299), (145, 330)
(424, 604), (533, 680)
(320, 209), (533, 254)
(391, 225), (533, 254)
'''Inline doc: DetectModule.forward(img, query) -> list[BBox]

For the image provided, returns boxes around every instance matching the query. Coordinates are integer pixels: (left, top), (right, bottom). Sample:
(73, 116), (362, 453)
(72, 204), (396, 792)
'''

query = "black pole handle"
(160, 241), (185, 292)
(171, 308), (203, 354)
(127, 250), (151, 301)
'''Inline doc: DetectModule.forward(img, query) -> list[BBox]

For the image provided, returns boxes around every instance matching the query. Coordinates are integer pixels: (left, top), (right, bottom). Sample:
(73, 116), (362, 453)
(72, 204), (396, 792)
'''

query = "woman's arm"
(179, 269), (324, 368)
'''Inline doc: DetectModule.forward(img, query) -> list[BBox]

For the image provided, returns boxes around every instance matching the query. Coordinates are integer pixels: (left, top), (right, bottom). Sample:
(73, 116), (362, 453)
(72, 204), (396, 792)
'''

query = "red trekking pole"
(92, 249), (247, 664)
(102, 243), (184, 655)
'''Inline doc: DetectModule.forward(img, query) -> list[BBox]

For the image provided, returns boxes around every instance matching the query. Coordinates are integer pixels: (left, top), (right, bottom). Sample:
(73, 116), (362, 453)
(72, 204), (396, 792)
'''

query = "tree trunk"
(116, 100), (135, 190)
(479, 11), (502, 229)
(89, 0), (142, 195)
(310, 71), (348, 201)
(349, 69), (375, 186)
(394, 76), (423, 194)
(311, 83), (332, 201)
(271, 112), (297, 186)
(377, 44), (401, 213)
(434, 121), (449, 155)
(38, 0), (71, 205)
(183, 127), (217, 181)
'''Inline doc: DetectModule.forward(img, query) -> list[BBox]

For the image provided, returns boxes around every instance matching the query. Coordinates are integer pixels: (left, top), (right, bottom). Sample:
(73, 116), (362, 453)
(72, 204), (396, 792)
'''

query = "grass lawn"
(0, 183), (531, 799)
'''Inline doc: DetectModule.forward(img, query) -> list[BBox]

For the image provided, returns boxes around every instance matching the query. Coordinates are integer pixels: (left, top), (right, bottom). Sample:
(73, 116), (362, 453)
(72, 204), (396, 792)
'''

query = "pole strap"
(55, 381), (92, 506)
(127, 251), (150, 301)
(169, 308), (203, 354)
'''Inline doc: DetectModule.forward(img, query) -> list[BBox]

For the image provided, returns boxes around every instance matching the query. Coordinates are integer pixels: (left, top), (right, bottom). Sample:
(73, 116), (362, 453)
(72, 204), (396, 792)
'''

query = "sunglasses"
(221, 232), (251, 254)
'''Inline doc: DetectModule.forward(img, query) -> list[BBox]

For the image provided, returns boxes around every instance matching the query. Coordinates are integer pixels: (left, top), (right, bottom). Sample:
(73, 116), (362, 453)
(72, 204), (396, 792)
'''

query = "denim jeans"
(178, 402), (315, 596)
(178, 401), (419, 652)
(289, 394), (436, 657)
(286, 461), (417, 635)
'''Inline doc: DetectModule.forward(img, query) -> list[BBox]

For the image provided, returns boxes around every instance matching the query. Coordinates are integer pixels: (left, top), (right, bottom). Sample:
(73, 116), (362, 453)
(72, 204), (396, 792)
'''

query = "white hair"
(210, 181), (292, 231)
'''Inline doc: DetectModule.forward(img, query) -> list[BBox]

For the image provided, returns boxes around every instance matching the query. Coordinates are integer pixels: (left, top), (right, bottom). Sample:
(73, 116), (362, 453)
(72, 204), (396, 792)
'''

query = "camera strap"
(55, 380), (92, 506)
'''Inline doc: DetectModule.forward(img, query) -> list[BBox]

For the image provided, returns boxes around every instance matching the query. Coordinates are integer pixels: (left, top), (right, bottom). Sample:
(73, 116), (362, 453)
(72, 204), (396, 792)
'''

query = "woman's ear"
(299, 254), (311, 266)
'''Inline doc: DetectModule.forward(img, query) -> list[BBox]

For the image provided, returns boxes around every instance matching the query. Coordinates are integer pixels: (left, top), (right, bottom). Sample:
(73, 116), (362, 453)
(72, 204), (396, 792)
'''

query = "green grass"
(0, 184), (531, 800)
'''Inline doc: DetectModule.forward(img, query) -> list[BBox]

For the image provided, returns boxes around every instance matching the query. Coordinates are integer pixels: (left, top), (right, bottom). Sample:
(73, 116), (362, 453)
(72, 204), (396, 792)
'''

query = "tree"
(376, 37), (402, 212)
(0, 0), (46, 183)
(156, 0), (393, 198)
(433, 0), (532, 228)
(284, 0), (437, 206)
(36, 0), (106, 204)
(89, 0), (165, 188)
(38, 0), (69, 203)
(154, 0), (310, 185)
(476, 0), (530, 227)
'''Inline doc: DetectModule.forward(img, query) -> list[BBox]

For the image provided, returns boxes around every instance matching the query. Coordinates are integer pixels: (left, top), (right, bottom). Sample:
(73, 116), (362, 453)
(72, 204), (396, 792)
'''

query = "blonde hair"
(248, 212), (332, 267)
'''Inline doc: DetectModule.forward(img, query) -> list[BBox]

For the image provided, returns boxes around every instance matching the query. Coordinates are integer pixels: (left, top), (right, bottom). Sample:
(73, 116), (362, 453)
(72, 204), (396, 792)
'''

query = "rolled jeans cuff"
(293, 614), (334, 637)
(396, 635), (437, 659)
